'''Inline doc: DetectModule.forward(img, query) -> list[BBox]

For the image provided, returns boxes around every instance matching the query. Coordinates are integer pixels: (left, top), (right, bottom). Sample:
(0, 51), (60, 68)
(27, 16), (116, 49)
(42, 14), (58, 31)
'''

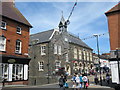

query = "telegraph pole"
(93, 34), (102, 86)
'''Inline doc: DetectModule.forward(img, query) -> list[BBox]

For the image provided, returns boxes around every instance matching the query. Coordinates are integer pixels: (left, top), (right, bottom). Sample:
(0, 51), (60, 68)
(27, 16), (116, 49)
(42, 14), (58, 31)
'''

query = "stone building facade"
(0, 1), (32, 85)
(29, 16), (94, 85)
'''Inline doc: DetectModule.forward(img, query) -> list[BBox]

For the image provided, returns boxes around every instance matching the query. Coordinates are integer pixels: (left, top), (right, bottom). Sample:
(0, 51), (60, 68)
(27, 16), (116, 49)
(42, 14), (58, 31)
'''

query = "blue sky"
(15, 1), (118, 54)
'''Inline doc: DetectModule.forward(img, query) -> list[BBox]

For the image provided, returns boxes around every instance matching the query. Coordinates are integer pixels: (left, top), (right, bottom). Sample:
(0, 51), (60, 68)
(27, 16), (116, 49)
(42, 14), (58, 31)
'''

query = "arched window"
(79, 63), (82, 67)
(15, 39), (22, 53)
(0, 36), (6, 51)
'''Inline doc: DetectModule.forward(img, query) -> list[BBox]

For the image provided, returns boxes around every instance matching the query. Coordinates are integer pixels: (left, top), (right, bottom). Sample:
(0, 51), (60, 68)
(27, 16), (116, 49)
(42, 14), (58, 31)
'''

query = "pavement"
(0, 80), (115, 90)
(0, 75), (116, 90)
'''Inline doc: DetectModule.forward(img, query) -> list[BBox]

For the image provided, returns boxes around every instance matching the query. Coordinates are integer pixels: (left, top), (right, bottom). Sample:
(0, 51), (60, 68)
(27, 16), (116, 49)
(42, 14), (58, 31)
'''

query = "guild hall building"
(29, 15), (94, 85)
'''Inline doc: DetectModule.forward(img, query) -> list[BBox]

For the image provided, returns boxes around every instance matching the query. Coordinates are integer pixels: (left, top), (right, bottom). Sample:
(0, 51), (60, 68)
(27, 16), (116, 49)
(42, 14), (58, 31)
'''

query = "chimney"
(3, 0), (15, 6)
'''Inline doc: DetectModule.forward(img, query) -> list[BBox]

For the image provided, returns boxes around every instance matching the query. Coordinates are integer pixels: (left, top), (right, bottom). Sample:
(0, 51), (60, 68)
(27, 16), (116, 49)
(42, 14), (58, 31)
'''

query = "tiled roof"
(30, 29), (92, 49)
(1, 2), (32, 27)
(105, 2), (120, 15)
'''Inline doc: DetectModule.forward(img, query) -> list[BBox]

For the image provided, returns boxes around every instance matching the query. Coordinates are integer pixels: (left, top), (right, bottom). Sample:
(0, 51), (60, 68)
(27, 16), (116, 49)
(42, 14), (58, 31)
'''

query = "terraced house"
(0, 1), (32, 85)
(29, 16), (94, 85)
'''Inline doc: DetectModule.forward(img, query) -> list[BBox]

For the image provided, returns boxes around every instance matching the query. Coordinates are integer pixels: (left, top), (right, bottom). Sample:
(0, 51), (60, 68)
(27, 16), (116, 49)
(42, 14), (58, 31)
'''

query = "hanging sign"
(8, 59), (16, 63)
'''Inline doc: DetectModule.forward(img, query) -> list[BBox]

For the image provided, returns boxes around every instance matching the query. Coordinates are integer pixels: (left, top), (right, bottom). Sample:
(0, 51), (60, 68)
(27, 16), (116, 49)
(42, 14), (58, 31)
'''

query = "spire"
(58, 11), (67, 32)
(60, 11), (65, 25)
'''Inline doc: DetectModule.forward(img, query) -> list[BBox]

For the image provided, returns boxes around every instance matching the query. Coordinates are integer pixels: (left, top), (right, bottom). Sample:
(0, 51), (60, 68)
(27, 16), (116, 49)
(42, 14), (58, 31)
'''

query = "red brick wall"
(0, 17), (30, 58)
(107, 12), (120, 50)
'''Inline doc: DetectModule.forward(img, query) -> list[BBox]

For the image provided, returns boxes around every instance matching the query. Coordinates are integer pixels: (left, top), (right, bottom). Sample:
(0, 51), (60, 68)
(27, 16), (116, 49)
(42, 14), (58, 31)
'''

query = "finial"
(61, 10), (63, 16)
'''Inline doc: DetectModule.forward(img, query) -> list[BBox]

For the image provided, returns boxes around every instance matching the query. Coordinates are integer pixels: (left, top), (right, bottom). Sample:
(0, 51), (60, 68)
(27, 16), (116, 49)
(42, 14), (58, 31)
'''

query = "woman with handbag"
(82, 75), (89, 89)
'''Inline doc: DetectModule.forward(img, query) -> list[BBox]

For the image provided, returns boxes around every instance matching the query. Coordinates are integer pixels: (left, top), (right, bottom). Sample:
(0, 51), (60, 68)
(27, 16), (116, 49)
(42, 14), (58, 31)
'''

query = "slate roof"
(30, 29), (92, 49)
(105, 2), (120, 15)
(1, 2), (32, 27)
(68, 34), (91, 49)
(30, 29), (54, 43)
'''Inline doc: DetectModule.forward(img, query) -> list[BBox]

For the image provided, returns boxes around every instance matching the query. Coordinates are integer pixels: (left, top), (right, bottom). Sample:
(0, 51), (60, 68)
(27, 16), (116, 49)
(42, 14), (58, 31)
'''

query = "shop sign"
(8, 59), (16, 63)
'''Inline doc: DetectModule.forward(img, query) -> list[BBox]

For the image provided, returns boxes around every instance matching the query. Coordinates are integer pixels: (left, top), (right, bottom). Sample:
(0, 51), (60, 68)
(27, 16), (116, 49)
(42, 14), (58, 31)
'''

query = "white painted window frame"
(55, 61), (61, 69)
(15, 40), (22, 54)
(16, 26), (22, 34)
(41, 45), (46, 55)
(74, 47), (77, 59)
(66, 53), (69, 62)
(1, 21), (6, 29)
(79, 50), (82, 60)
(54, 44), (57, 54)
(38, 61), (44, 71)
(58, 45), (61, 55)
(0, 36), (6, 51)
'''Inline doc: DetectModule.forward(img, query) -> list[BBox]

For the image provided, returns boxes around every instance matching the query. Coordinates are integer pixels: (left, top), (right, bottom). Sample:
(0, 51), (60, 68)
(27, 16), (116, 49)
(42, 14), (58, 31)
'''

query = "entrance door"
(66, 65), (71, 75)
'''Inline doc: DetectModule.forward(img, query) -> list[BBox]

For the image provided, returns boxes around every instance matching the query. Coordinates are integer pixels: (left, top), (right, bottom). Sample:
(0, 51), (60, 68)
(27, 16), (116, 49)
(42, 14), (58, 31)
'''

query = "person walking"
(94, 74), (99, 85)
(82, 75), (88, 89)
(59, 75), (65, 88)
(75, 74), (80, 89)
(106, 73), (110, 84)
(71, 74), (76, 89)
(79, 74), (83, 88)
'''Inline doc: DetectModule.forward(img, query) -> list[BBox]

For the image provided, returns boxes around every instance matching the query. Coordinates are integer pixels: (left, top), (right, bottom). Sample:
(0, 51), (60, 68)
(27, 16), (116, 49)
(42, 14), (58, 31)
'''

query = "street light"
(93, 34), (102, 86)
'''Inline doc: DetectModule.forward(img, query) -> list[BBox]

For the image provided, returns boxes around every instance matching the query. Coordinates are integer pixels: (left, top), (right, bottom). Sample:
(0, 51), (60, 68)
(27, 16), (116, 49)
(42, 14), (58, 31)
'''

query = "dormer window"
(17, 26), (21, 34)
(1, 21), (6, 30)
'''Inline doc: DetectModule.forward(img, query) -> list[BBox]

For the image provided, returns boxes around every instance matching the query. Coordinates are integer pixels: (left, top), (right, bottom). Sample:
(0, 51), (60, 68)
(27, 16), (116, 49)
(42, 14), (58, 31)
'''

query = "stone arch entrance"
(79, 62), (83, 74)
(65, 65), (71, 75)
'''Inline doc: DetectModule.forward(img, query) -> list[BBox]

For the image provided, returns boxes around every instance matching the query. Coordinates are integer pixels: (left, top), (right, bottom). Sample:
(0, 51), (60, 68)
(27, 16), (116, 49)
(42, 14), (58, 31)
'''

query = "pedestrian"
(106, 73), (110, 84)
(72, 81), (76, 88)
(103, 76), (106, 82)
(82, 75), (88, 89)
(79, 74), (83, 88)
(59, 75), (65, 88)
(94, 74), (99, 85)
(64, 80), (69, 88)
(75, 74), (80, 89)
(71, 74), (76, 82)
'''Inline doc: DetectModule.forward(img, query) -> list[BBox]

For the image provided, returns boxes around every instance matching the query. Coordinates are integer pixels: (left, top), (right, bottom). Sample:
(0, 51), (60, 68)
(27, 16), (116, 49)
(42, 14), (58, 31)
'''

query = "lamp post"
(93, 34), (102, 86)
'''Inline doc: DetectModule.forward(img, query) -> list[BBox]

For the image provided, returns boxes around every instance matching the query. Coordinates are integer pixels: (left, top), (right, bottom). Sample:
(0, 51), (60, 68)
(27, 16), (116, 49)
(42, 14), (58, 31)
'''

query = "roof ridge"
(105, 2), (120, 14)
(30, 29), (54, 36)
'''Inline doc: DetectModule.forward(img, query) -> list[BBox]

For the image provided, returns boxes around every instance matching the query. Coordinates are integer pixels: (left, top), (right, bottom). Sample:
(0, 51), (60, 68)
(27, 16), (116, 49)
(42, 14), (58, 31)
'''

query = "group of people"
(71, 74), (89, 89)
(94, 73), (111, 85)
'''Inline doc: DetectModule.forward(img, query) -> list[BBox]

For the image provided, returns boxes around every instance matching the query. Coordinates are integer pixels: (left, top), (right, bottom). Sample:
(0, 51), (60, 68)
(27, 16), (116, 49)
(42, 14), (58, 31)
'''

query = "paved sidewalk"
(0, 81), (114, 89)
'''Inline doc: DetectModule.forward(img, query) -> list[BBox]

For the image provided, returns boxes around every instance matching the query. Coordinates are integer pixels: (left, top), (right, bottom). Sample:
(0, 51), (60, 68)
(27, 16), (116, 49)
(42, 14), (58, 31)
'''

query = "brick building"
(105, 3), (120, 51)
(29, 16), (94, 85)
(0, 1), (32, 85)
(105, 2), (120, 85)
